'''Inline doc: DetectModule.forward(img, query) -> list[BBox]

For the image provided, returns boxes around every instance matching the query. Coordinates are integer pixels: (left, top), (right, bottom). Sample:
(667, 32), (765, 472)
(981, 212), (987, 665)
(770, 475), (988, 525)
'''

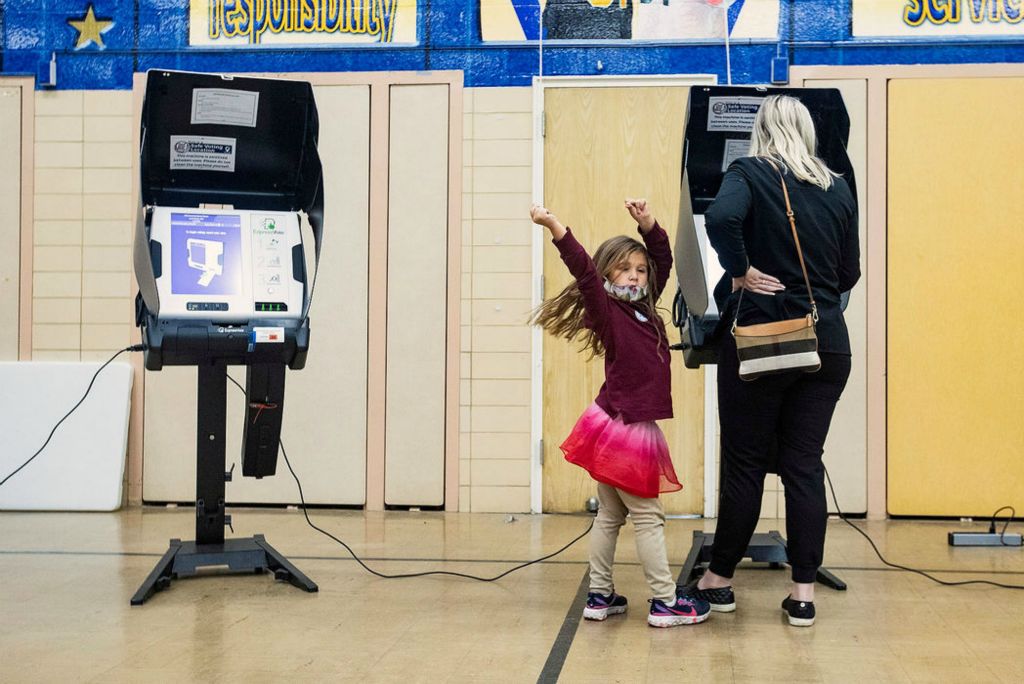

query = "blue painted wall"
(1, 1), (1023, 89)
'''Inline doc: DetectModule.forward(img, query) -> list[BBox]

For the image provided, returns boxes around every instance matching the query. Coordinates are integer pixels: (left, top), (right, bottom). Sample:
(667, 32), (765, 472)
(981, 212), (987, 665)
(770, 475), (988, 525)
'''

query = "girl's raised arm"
(530, 204), (567, 241)
(530, 204), (609, 330)
(626, 199), (672, 299)
(624, 198), (656, 233)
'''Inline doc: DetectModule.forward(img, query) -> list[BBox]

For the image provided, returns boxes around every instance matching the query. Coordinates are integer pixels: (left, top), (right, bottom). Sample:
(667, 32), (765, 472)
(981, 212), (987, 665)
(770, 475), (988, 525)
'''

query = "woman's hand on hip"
(733, 266), (786, 295)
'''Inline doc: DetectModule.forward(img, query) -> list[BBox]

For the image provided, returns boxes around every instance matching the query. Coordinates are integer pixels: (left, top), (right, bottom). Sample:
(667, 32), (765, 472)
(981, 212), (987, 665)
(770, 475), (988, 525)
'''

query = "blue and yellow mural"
(855, 0), (1024, 36)
(481, 0), (779, 41)
(0, 1), (1022, 89)
(192, 0), (418, 45)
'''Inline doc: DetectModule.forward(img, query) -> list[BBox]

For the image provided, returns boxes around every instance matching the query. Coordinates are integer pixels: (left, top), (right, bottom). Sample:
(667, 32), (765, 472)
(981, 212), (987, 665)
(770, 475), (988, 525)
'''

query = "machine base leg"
(676, 530), (846, 591)
(130, 539), (182, 606)
(130, 534), (318, 605)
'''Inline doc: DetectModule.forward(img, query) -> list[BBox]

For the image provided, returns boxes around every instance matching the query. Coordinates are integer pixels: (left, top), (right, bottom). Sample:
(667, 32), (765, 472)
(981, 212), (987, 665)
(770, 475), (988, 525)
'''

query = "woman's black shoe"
(678, 581), (736, 613)
(781, 596), (815, 626)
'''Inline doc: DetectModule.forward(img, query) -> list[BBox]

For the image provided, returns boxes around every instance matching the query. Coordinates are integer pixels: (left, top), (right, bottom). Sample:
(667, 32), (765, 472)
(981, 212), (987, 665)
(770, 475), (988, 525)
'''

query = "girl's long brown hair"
(530, 235), (663, 359)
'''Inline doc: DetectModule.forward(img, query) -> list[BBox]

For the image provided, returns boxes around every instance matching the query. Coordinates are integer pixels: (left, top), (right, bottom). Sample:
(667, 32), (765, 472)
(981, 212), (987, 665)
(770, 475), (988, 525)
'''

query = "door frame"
(128, 70), (463, 510)
(2, 76), (36, 360)
(791, 62), (1024, 520)
(530, 73), (718, 514)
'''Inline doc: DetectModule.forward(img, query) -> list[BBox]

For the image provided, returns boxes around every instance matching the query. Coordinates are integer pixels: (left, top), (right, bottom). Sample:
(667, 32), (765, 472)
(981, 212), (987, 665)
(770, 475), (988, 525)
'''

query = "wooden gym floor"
(1, 509), (1022, 683)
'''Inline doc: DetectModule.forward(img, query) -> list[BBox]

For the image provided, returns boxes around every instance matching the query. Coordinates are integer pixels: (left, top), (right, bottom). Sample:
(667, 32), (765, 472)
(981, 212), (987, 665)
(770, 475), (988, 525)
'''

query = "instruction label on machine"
(721, 138), (751, 171)
(170, 135), (237, 172)
(707, 97), (763, 132)
(191, 88), (259, 127)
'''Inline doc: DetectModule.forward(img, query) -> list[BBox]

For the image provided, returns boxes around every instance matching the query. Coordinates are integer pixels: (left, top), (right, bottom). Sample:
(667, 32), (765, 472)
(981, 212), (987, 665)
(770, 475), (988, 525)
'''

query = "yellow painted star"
(68, 4), (114, 50)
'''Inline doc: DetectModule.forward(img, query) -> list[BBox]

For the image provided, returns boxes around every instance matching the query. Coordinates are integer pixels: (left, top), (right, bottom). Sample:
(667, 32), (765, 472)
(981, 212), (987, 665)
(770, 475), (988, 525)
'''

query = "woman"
(679, 95), (860, 627)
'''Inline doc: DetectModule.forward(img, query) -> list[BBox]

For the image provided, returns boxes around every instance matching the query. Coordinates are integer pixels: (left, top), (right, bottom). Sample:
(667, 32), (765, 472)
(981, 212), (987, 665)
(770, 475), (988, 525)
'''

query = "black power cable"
(824, 468), (1024, 591)
(987, 505), (1019, 547)
(226, 374), (594, 582)
(0, 345), (591, 580)
(11, 355), (1015, 588)
(0, 345), (145, 488)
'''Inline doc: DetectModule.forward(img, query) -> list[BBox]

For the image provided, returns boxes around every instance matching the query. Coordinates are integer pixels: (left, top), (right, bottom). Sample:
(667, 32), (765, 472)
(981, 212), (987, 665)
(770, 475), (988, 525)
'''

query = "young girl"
(529, 200), (711, 628)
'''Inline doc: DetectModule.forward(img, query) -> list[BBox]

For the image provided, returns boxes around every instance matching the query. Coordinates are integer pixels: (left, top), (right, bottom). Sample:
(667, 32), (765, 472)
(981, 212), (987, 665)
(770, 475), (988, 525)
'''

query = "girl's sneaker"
(647, 595), (711, 628)
(583, 591), (628, 621)
(678, 580), (737, 613)
(781, 596), (815, 627)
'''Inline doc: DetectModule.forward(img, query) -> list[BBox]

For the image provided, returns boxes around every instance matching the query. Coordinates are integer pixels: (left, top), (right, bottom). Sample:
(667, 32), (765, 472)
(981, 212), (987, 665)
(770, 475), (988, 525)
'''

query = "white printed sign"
(707, 96), (763, 133)
(191, 88), (259, 127)
(169, 135), (237, 172)
(721, 138), (751, 171)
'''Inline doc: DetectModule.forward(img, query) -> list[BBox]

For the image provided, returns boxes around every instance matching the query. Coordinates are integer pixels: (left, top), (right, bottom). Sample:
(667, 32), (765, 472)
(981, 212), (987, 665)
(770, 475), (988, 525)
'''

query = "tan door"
(887, 77), (1024, 516)
(542, 87), (704, 514)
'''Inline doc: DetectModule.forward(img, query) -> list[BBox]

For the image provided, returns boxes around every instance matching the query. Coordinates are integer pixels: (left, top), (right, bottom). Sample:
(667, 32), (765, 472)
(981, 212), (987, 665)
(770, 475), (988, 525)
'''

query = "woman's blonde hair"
(530, 235), (661, 359)
(749, 94), (839, 190)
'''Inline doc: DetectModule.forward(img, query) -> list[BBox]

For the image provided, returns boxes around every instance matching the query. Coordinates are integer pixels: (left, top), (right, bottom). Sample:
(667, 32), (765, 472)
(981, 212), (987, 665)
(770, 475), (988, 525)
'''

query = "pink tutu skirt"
(560, 403), (682, 499)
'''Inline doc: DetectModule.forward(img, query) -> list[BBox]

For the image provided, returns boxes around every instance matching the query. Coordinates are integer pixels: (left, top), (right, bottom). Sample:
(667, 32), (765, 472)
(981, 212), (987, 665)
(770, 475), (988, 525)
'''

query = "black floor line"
(0, 549), (594, 565)
(537, 568), (590, 684)
(674, 562), (1024, 577)
(2, 549), (1023, 577)
(0, 550), (165, 558)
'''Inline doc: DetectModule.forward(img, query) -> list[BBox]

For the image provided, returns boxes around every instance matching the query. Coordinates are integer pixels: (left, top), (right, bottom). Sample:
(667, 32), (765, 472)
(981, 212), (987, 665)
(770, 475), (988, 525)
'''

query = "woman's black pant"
(709, 334), (852, 584)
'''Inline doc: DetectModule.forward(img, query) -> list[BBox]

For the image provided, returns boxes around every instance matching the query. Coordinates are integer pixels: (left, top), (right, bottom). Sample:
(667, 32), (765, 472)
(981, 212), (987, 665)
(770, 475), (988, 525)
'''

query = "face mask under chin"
(603, 279), (648, 302)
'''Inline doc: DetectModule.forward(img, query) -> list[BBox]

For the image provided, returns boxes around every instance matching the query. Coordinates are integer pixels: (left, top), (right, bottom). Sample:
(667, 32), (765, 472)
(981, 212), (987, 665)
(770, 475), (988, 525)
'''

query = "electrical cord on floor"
(823, 467), (1024, 591)
(22, 355), (1015, 588)
(226, 374), (594, 582)
(3, 342), (589, 580)
(0, 345), (146, 489)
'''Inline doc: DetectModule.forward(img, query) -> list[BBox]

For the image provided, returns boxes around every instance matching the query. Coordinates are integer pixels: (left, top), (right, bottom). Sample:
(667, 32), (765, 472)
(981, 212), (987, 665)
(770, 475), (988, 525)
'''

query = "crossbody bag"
(732, 161), (821, 381)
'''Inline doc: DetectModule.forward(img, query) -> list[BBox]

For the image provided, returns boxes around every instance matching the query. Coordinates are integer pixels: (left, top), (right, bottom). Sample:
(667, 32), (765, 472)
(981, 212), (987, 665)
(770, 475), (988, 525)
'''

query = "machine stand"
(131, 363), (317, 605)
(677, 530), (847, 591)
(131, 535), (318, 605)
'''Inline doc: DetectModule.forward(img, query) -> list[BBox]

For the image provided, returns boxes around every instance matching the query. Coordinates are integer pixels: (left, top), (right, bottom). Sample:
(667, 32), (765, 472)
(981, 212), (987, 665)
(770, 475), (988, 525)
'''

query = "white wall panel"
(384, 84), (450, 506)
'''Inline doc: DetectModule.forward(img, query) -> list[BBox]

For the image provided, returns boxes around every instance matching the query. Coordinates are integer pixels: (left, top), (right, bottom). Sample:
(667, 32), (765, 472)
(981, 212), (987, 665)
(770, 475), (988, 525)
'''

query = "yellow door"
(542, 86), (703, 514)
(887, 78), (1024, 516)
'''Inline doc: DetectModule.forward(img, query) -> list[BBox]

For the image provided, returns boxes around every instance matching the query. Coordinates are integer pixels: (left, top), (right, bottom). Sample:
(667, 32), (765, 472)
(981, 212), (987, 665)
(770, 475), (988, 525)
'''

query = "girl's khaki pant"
(589, 481), (676, 603)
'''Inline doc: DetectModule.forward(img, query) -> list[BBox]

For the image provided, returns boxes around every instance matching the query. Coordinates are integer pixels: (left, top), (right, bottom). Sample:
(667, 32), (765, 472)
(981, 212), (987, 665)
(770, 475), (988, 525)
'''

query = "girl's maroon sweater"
(554, 223), (674, 425)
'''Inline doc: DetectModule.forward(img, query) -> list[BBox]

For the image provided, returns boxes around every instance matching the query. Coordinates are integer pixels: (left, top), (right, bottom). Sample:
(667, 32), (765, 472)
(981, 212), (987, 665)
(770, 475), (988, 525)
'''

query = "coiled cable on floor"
(824, 467), (1024, 591)
(226, 374), (593, 582)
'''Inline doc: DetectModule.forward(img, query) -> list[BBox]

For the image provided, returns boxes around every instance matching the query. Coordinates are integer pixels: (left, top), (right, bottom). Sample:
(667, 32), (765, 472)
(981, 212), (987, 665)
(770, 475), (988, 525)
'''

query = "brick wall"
(32, 91), (135, 362)
(460, 87), (534, 512)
